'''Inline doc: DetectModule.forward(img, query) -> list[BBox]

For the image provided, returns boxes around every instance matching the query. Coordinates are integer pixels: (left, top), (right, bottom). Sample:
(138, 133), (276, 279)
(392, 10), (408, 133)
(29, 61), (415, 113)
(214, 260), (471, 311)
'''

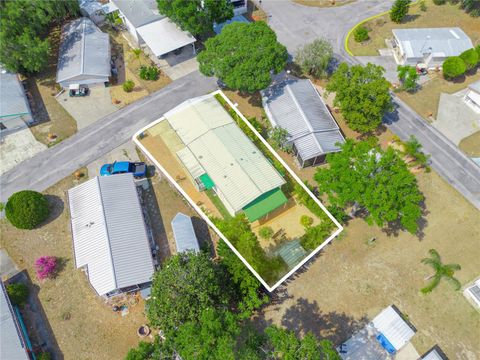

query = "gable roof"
(112, 0), (164, 28)
(171, 213), (200, 253)
(263, 78), (345, 161)
(392, 28), (473, 59)
(56, 17), (110, 84)
(68, 173), (154, 296)
(0, 70), (31, 120)
(0, 283), (30, 360)
(165, 94), (285, 213)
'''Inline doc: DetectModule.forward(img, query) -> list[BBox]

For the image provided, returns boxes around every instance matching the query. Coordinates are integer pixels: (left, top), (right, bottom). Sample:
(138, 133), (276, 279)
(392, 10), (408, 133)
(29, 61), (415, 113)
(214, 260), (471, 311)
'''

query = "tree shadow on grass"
(280, 297), (369, 345)
(37, 195), (64, 228)
(8, 271), (64, 359)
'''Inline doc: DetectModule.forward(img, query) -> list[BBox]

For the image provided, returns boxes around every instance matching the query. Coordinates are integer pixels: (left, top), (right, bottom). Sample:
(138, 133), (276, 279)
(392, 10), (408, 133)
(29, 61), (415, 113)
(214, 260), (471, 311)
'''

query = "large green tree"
(157, 0), (233, 36)
(146, 251), (231, 332)
(390, 0), (411, 23)
(295, 38), (333, 79)
(0, 0), (79, 74)
(198, 22), (288, 92)
(314, 140), (423, 234)
(461, 0), (480, 17)
(326, 63), (392, 133)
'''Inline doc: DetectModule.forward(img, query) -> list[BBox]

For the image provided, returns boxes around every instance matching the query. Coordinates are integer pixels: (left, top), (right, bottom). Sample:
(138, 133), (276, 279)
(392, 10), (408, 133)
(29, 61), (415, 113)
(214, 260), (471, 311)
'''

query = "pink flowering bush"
(34, 256), (57, 280)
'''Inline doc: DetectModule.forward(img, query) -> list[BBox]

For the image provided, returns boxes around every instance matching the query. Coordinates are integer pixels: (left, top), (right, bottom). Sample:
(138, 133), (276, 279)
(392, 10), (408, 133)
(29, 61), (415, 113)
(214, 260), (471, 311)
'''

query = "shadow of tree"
(37, 195), (64, 228)
(280, 297), (368, 345)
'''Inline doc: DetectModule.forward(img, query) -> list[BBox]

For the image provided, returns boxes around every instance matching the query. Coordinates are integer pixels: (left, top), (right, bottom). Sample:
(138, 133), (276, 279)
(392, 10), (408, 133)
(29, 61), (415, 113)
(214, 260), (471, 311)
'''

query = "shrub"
(139, 65), (160, 81)
(36, 352), (52, 360)
(354, 26), (369, 42)
(268, 127), (292, 153)
(122, 80), (135, 92)
(300, 215), (313, 228)
(295, 38), (333, 78)
(459, 48), (479, 70)
(419, 0), (427, 11)
(6, 283), (29, 306)
(432, 0), (446, 4)
(5, 190), (49, 229)
(442, 56), (466, 79)
(476, 45), (480, 61)
(300, 222), (334, 251)
(259, 226), (274, 239)
(34, 256), (57, 280)
(397, 65), (420, 92)
(390, 0), (411, 23)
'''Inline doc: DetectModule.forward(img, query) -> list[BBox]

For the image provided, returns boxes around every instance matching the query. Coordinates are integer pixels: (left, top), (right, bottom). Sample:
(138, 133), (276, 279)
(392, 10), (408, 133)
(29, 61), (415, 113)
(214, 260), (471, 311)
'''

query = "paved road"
(261, 0), (480, 209)
(0, 71), (217, 202)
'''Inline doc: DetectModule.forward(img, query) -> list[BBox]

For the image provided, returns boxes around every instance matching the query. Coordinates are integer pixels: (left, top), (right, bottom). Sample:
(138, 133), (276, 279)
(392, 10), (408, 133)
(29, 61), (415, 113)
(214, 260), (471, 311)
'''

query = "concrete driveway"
(56, 85), (119, 130)
(434, 89), (480, 145)
(86, 141), (140, 178)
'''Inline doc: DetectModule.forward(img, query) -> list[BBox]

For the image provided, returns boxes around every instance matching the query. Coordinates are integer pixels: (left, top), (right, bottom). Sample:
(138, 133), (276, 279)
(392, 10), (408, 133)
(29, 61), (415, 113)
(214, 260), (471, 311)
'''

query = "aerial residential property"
(262, 77), (345, 167)
(390, 27), (474, 68)
(68, 173), (155, 297)
(1, 0), (479, 359)
(56, 17), (111, 89)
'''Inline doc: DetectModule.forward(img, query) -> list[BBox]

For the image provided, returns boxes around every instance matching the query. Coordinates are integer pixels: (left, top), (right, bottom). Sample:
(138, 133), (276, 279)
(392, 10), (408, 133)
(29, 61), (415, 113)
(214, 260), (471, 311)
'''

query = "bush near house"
(390, 0), (412, 23)
(34, 256), (58, 280)
(6, 283), (29, 306)
(442, 56), (467, 79)
(354, 26), (370, 42)
(139, 66), (160, 81)
(5, 190), (50, 230)
(122, 80), (135, 92)
(259, 226), (274, 239)
(459, 48), (479, 70)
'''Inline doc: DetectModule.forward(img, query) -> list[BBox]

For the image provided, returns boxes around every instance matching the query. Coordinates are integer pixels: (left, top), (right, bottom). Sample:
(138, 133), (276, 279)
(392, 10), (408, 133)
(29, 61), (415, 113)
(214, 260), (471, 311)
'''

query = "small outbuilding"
(421, 345), (449, 360)
(68, 173), (154, 297)
(56, 17), (111, 89)
(262, 77), (345, 167)
(391, 27), (473, 68)
(171, 212), (200, 253)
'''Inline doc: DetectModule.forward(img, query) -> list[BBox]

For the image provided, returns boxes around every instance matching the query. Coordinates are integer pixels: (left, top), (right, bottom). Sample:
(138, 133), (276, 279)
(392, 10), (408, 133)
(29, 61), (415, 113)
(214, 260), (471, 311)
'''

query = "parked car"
(69, 84), (88, 97)
(100, 161), (147, 178)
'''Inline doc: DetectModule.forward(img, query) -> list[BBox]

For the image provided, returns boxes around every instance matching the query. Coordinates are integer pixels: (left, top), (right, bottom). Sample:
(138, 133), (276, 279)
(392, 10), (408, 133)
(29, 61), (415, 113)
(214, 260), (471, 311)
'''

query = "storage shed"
(68, 173), (154, 297)
(372, 305), (416, 353)
(262, 77), (345, 167)
(171, 213), (200, 253)
(56, 17), (110, 88)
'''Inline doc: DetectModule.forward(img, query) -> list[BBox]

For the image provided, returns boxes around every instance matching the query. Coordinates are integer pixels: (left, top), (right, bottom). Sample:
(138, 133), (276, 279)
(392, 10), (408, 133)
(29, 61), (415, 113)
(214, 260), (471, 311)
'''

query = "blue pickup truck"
(100, 161), (147, 178)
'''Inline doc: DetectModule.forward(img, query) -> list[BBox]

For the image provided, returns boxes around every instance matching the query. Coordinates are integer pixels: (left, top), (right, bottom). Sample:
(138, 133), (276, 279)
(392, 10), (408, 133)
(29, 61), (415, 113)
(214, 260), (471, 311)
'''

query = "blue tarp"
(376, 333), (396, 354)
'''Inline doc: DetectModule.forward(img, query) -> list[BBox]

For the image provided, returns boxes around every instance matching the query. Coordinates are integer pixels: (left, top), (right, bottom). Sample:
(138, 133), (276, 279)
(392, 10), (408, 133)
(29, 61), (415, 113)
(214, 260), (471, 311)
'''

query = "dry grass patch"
(348, 0), (480, 57)
(259, 170), (480, 358)
(24, 26), (77, 146)
(459, 130), (480, 157)
(0, 170), (148, 360)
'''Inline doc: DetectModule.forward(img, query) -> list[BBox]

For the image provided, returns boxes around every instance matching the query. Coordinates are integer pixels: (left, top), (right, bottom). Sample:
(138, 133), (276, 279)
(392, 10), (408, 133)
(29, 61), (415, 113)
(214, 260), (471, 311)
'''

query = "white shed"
(372, 305), (416, 352)
(171, 213), (200, 253)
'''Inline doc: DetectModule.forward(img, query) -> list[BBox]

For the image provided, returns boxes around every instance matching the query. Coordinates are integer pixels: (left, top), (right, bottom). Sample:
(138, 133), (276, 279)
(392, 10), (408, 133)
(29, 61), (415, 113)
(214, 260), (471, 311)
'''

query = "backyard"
(347, 0), (480, 120)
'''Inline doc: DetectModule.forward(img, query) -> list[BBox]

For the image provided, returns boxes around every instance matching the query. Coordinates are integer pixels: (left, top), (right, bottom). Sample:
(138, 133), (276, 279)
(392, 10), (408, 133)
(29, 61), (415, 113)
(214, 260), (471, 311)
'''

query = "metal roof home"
(262, 77), (345, 167)
(56, 17), (110, 88)
(68, 173), (154, 297)
(0, 69), (32, 136)
(0, 283), (30, 360)
(171, 213), (200, 253)
(111, 0), (195, 58)
(392, 28), (473, 67)
(165, 94), (286, 218)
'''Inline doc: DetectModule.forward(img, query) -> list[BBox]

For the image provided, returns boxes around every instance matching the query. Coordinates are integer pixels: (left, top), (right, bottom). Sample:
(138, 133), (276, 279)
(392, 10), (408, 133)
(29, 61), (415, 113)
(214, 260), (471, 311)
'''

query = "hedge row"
(443, 45), (480, 79)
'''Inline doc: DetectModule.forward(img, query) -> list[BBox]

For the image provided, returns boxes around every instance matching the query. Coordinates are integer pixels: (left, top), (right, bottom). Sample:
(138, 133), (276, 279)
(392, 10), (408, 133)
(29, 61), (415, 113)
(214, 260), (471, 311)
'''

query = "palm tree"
(131, 48), (143, 65)
(421, 249), (461, 294)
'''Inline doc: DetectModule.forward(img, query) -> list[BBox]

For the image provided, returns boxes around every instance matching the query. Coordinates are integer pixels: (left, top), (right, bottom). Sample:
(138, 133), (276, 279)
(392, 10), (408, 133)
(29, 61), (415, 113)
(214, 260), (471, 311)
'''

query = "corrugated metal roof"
(112, 0), (164, 28)
(176, 147), (206, 179)
(56, 17), (110, 84)
(171, 213), (200, 253)
(263, 78), (345, 162)
(0, 70), (31, 121)
(136, 18), (195, 57)
(0, 283), (30, 360)
(392, 28), (473, 59)
(372, 306), (415, 351)
(68, 173), (154, 296)
(166, 94), (285, 213)
(469, 80), (480, 93)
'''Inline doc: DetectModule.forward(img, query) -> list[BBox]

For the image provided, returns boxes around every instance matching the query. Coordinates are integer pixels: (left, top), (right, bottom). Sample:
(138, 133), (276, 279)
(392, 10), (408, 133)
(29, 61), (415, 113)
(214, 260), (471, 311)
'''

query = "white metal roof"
(0, 283), (29, 360)
(392, 28), (473, 59)
(171, 213), (200, 253)
(68, 173), (154, 296)
(176, 147), (206, 179)
(0, 69), (32, 123)
(136, 18), (195, 57)
(166, 94), (285, 212)
(56, 17), (110, 85)
(112, 0), (162, 28)
(372, 306), (415, 351)
(263, 78), (345, 162)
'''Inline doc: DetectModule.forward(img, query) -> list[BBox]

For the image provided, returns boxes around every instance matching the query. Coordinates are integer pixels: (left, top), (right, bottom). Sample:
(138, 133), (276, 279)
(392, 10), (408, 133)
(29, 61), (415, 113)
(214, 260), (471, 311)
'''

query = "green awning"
(200, 173), (215, 190)
(242, 188), (288, 222)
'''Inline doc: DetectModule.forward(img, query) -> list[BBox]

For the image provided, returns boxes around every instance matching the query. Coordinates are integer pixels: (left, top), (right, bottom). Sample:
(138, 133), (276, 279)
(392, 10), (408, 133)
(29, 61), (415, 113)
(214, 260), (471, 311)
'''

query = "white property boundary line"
(133, 90), (343, 292)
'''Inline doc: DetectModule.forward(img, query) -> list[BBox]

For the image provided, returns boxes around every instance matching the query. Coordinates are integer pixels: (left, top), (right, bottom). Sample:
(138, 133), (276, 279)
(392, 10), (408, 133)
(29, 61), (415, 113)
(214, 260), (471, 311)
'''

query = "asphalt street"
(0, 71), (217, 202)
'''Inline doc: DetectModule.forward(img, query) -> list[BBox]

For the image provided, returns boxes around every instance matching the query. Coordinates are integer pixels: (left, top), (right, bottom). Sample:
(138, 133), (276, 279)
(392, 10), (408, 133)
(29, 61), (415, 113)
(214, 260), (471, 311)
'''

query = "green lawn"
(205, 189), (232, 219)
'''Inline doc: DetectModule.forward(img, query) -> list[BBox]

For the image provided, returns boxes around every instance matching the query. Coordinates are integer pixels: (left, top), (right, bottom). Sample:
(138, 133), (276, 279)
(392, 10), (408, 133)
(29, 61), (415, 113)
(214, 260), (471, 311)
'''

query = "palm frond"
(444, 275), (462, 291)
(421, 275), (441, 294)
(428, 249), (440, 262)
(444, 263), (461, 272)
